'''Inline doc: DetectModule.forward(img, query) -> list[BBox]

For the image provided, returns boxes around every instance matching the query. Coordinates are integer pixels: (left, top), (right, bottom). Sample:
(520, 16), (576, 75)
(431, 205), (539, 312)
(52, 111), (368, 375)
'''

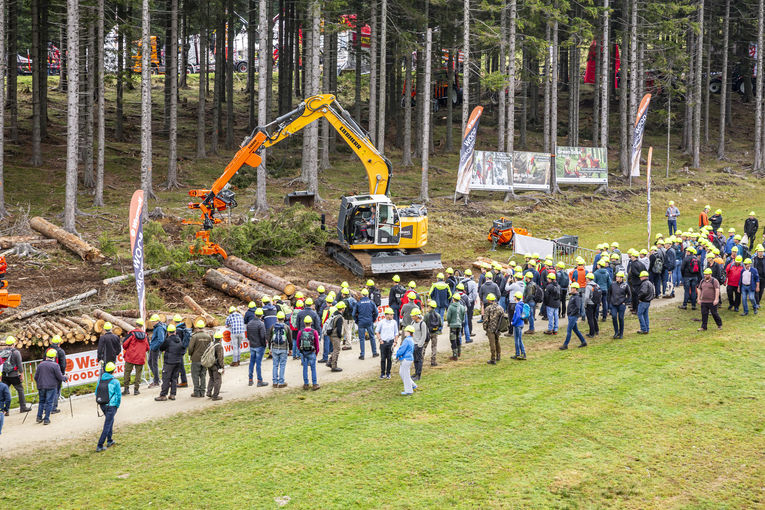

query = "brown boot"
(303, 383), (310, 390)
(154, 396), (167, 401)
(312, 384), (321, 391)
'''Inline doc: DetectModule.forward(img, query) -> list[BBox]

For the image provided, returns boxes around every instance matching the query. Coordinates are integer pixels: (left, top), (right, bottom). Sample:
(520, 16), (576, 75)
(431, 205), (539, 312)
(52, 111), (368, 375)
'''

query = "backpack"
(200, 341), (219, 369)
(426, 310), (442, 332)
(371, 289), (382, 307)
(591, 285), (603, 304)
(289, 311), (301, 330)
(342, 301), (354, 320)
(95, 377), (111, 405)
(652, 253), (664, 273)
(298, 329), (315, 353)
(322, 314), (342, 338)
(497, 313), (509, 334)
(520, 303), (531, 320)
(690, 256), (700, 274)
(271, 323), (289, 348)
(532, 283), (543, 303)
(0, 348), (16, 376)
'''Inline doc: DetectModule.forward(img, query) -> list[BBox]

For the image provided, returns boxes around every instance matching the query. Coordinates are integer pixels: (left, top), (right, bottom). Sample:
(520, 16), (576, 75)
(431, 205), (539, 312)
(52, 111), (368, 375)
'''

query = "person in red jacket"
(122, 318), (150, 395)
(725, 256), (744, 311)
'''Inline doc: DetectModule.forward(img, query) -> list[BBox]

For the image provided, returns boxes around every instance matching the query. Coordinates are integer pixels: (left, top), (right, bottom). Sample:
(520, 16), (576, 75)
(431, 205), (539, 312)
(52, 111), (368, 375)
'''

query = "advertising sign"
(512, 151), (551, 190)
(455, 106), (484, 195)
(65, 350), (125, 386)
(630, 93), (652, 177)
(128, 190), (146, 322)
(555, 146), (608, 184)
(470, 150), (512, 191)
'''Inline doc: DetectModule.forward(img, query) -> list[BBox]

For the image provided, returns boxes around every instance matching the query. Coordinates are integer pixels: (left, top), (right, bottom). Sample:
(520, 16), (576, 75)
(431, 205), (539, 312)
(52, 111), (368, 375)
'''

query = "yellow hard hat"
(150, 314), (160, 322)
(456, 283), (465, 291)
(408, 281), (417, 288)
(248, 301), (256, 309)
(336, 301), (347, 310)
(715, 209), (722, 214)
(756, 245), (764, 252)
(570, 282), (580, 289)
(728, 228), (736, 233)
(410, 308), (422, 317)
(326, 295), (335, 303)
(744, 258), (752, 264)
(669, 200), (675, 205)
(276, 311), (286, 320)
(366, 279), (375, 287)
(341, 288), (350, 295)
(446, 267), (454, 274)
(703, 268), (713, 274)
(556, 261), (566, 269)
(195, 319), (206, 328)
(734, 234), (742, 241)
(295, 291), (304, 300)
(384, 308), (395, 314)
(486, 293), (496, 301)
(514, 291), (523, 299)
(586, 273), (595, 280)
(167, 324), (176, 332)
(214, 330), (224, 339)
(46, 348), (57, 358)
(173, 314), (183, 322)
(616, 271), (625, 278)
(405, 325), (416, 333)
(103, 322), (113, 331)
(341, 281), (349, 288)
(437, 272), (445, 279)
(261, 296), (271, 304)
(485, 272), (493, 279)
(303, 316), (313, 324)
(51, 335), (62, 344)
(611, 253), (620, 260)
(428, 300), (437, 308)
(452, 294), (461, 301)
(509, 261), (517, 267)
(392, 275), (401, 282)
(575, 256), (585, 264)
(750, 211), (756, 216)
(639, 249), (648, 255)
(547, 272), (556, 280)
(317, 285), (325, 293)
(255, 308), (264, 316)
(305, 297), (314, 306)
(296, 300), (304, 308)
(228, 306), (237, 313)
(735, 255), (743, 262)
(611, 242), (619, 248)
(407, 291), (416, 299)
(136, 318), (145, 326)
(464, 269), (472, 276)
(272, 295), (281, 302)
(731, 246), (739, 252)
(639, 270), (649, 277)
(524, 272), (533, 279)
(104, 362), (116, 372)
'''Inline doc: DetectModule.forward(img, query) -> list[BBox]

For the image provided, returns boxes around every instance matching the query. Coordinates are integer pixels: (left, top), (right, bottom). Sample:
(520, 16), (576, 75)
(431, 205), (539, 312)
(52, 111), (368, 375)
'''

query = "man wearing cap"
(636, 271), (655, 334)
(560, 283), (587, 349)
(0, 337), (31, 413)
(744, 212), (759, 250)
(388, 275), (406, 327)
(297, 316), (321, 391)
(97, 322), (121, 373)
(543, 272), (561, 335)
(411, 308), (428, 381)
(725, 255), (744, 311)
(246, 308), (268, 387)
(609, 271), (631, 339)
(679, 247), (702, 310)
(122, 319), (149, 395)
(49, 335), (67, 413)
(225, 306), (245, 367)
(375, 308), (399, 378)
(95, 362), (121, 451)
(148, 314), (167, 388)
(666, 200), (680, 235)
(187, 320), (212, 397)
(483, 293), (504, 364)
(446, 294), (466, 360)
(33, 349), (67, 425)
(207, 331), (225, 399)
(155, 324), (186, 401)
(354, 289), (379, 360)
(697, 268), (722, 331)
(739, 258), (760, 316)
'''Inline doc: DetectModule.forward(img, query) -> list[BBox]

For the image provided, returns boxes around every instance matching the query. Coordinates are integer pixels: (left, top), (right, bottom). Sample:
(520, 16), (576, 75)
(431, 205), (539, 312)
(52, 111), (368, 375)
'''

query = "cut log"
(217, 268), (285, 299)
(101, 259), (203, 285)
(307, 280), (360, 300)
(204, 268), (269, 303)
(92, 309), (134, 333)
(182, 295), (219, 326)
(59, 317), (86, 337)
(72, 315), (96, 332)
(0, 236), (58, 249)
(29, 217), (105, 262)
(94, 319), (105, 334)
(476, 256), (511, 270)
(0, 289), (98, 324)
(223, 256), (296, 296)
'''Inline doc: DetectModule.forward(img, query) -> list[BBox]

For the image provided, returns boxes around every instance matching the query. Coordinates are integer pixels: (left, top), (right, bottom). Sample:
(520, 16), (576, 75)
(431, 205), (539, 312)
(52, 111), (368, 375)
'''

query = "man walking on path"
(246, 308), (268, 387)
(33, 349), (67, 425)
(666, 200), (680, 235)
(121, 319), (149, 395)
(376, 308), (398, 379)
(225, 306), (245, 367)
(1, 336), (31, 413)
(636, 271), (655, 334)
(697, 268), (722, 331)
(155, 324), (186, 401)
(560, 283), (587, 350)
(187, 320), (212, 397)
(95, 362), (121, 452)
(148, 314), (167, 388)
(482, 293), (504, 364)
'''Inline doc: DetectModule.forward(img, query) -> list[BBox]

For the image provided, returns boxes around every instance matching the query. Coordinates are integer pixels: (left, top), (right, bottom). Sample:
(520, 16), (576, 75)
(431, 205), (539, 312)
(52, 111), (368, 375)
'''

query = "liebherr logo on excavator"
(339, 126), (362, 150)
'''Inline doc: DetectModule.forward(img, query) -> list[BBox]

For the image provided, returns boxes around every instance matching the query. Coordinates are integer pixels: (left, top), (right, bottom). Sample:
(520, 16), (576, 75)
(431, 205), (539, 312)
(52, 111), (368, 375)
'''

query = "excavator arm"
(186, 94), (393, 258)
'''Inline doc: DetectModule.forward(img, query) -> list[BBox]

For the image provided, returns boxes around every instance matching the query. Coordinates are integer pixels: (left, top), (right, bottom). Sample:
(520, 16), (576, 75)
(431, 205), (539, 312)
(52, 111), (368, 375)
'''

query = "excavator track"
(325, 241), (442, 277)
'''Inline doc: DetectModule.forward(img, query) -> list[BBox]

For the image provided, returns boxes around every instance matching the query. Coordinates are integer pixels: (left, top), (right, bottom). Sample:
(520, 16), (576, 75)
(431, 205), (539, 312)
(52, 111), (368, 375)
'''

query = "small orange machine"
(488, 218), (529, 251)
(0, 256), (21, 314)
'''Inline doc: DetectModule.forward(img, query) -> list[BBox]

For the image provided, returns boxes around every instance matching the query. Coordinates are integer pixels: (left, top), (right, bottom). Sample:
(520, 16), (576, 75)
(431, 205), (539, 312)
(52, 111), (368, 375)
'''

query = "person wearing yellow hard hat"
(723, 254), (745, 312)
(225, 304), (245, 367)
(187, 318), (213, 397)
(268, 309), (292, 388)
(296, 314), (321, 391)
(244, 301), (258, 325)
(697, 267), (722, 332)
(678, 243), (702, 310)
(428, 271), (453, 330)
(389, 273), (407, 328)
(95, 360), (121, 451)
(520, 271), (541, 335)
(97, 320), (121, 378)
(154, 323), (185, 401)
(1, 335), (32, 414)
(314, 285), (327, 314)
(121, 317), (150, 396)
(744, 211), (759, 251)
(395, 324), (417, 395)
(260, 294), (279, 353)
(355, 286), (379, 361)
(33, 346), (68, 425)
(699, 204), (711, 228)
(375, 307), (399, 378)
(665, 200), (680, 235)
(459, 268), (478, 341)
(322, 302), (345, 373)
(608, 270), (630, 339)
(635, 270), (655, 334)
(201, 331), (225, 400)
(409, 302), (429, 382)
(445, 292), (467, 360)
(540, 271), (561, 338)
(481, 293), (503, 364)
(45, 334), (68, 415)
(422, 299), (443, 367)
(709, 209), (723, 233)
(560, 281), (587, 350)
(170, 314), (192, 389)
(478, 269), (501, 327)
(245, 302), (269, 388)
(754, 244), (765, 307)
(739, 256), (760, 316)
(147, 314), (167, 388)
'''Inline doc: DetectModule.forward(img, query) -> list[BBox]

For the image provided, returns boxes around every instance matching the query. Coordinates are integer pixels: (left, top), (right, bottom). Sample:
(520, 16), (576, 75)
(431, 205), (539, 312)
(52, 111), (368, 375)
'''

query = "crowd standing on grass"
(0, 204), (762, 447)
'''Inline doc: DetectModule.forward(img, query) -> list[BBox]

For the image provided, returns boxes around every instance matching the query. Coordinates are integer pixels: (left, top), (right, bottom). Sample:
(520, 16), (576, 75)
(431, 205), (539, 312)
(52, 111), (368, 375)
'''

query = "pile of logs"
(14, 313), (118, 348)
(205, 256), (311, 304)
(472, 256), (511, 271)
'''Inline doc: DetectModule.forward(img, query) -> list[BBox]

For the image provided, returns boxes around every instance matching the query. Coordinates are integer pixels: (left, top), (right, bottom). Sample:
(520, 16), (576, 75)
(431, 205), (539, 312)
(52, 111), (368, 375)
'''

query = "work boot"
(134, 389), (140, 395)
(20, 406), (32, 413)
(36, 418), (42, 424)
(248, 379), (254, 386)
(168, 395), (176, 400)
(487, 360), (496, 365)
(372, 353), (379, 358)
(257, 381), (269, 387)
(51, 409), (61, 414)
(191, 393), (202, 397)
(358, 355), (365, 360)
(303, 383), (310, 390)
(331, 367), (343, 372)
(177, 382), (188, 388)
(154, 396), (168, 401)
(148, 382), (158, 389)
(431, 362), (438, 367)
(559, 345), (568, 350)
(211, 396), (223, 401)
(312, 384), (321, 391)
(122, 388), (130, 396)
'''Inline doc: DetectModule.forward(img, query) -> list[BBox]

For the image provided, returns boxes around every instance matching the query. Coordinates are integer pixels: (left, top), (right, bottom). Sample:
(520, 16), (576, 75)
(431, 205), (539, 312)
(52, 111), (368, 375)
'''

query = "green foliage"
(98, 232), (117, 258)
(143, 220), (205, 276)
(146, 290), (165, 311)
(210, 205), (328, 264)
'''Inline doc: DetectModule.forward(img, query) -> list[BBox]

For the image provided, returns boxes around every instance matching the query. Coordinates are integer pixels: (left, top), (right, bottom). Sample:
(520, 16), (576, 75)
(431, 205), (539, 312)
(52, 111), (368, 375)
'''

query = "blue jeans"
(0, 410), (3, 434)
(514, 326), (526, 356)
(460, 314), (472, 343)
(683, 277), (698, 306)
(301, 352), (317, 385)
(437, 306), (447, 332)
(498, 296), (507, 312)
(668, 219), (677, 235)
(610, 303), (626, 336)
(37, 388), (56, 421)
(672, 261), (682, 291)
(563, 316), (586, 347)
(357, 324), (378, 357)
(637, 301), (651, 332)
(527, 302), (536, 331)
(272, 349), (288, 385)
(98, 404), (117, 447)
(391, 306), (401, 327)
(661, 270), (670, 296)
(292, 339), (300, 358)
(321, 334), (332, 361)
(547, 306), (559, 332)
(600, 291), (609, 319)
(742, 288), (758, 314)
(248, 346), (266, 382)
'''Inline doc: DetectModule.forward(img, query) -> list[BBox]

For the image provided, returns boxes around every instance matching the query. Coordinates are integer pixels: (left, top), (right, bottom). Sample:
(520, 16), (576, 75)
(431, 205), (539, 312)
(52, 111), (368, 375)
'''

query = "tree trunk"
(628, 0), (638, 166)
(446, 48), (454, 152)
(600, 0), (610, 150)
(31, 0), (42, 166)
(0, 0), (7, 217)
(254, 0), (268, 212)
(506, 0), (516, 153)
(180, 3), (188, 89)
(40, 0), (48, 139)
(543, 22), (551, 152)
(329, 30), (338, 153)
(58, 26), (67, 93)
(166, 0), (180, 189)
(211, 15), (222, 154)
(717, 0), (730, 159)
(619, 0), (629, 176)
(224, 257), (296, 295)
(7, 0), (17, 142)
(402, 55), (413, 167)
(520, 43), (528, 148)
(369, 0), (377, 144)
(377, 0), (388, 151)
(116, 4), (124, 141)
(755, 0), (764, 169)
(551, 14), (559, 154)
(354, 0), (363, 121)
(593, 32), (601, 146)
(83, 24), (96, 189)
(462, 0), (470, 134)
(225, 0), (235, 149)
(420, 28), (432, 202)
(498, 0), (507, 152)
(196, 17), (208, 158)
(303, 0), (321, 197)
(163, 0), (172, 134)
(320, 21), (331, 170)
(692, 0), (703, 168)
(140, 0), (154, 217)
(247, 0), (255, 129)
(63, 0), (79, 232)
(266, 0), (273, 117)
(703, 7), (711, 146)
(93, 0), (105, 206)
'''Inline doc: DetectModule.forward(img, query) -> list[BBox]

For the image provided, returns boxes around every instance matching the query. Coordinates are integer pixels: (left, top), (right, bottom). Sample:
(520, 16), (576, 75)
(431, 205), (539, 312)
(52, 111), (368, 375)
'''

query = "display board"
(512, 152), (551, 190)
(470, 151), (512, 191)
(555, 146), (608, 184)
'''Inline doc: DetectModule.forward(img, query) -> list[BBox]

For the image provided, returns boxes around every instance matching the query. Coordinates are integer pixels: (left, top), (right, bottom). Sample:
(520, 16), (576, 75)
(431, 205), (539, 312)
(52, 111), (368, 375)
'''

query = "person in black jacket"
(543, 273), (561, 335)
(0, 337), (31, 413)
(49, 335), (67, 414)
(754, 246), (765, 305)
(388, 275), (407, 328)
(636, 271), (655, 334)
(33, 350), (67, 425)
(560, 283), (587, 349)
(246, 309), (268, 387)
(609, 271), (631, 339)
(155, 324), (186, 401)
(96, 323), (122, 371)
(627, 252), (642, 313)
(744, 212), (759, 250)
(679, 247), (702, 310)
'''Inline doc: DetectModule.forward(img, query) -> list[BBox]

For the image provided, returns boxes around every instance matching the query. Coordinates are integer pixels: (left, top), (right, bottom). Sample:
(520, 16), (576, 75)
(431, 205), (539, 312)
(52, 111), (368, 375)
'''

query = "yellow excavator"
(185, 94), (442, 276)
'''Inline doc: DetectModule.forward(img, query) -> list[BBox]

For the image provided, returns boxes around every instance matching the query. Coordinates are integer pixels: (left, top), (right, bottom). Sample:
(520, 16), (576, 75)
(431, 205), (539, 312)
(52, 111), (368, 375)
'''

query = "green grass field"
(2, 305), (763, 509)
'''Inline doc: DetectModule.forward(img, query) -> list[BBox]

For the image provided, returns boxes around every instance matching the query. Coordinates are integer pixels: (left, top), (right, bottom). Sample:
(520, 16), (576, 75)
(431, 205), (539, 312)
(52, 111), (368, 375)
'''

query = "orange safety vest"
(699, 211), (709, 227)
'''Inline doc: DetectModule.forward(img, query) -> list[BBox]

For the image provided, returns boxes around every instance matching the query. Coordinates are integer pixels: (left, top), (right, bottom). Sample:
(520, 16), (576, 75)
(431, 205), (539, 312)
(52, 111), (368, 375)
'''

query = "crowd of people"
(0, 203), (761, 450)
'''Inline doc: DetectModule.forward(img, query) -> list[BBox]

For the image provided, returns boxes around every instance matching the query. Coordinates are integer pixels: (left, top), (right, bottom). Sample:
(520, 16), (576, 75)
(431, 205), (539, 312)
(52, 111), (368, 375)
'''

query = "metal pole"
(66, 380), (74, 418)
(647, 146), (653, 248)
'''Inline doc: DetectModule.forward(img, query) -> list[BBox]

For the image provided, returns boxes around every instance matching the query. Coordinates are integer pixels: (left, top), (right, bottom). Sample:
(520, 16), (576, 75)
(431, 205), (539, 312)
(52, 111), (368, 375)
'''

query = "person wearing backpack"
(463, 269), (479, 338)
(122, 319), (149, 396)
(411, 309), (428, 381)
(725, 256), (744, 312)
(1, 336), (32, 413)
(559, 283), (587, 350)
(340, 288), (357, 350)
(148, 314), (167, 388)
(510, 291), (527, 360)
(243, 301), (257, 325)
(172, 315), (191, 388)
(96, 322), (121, 373)
(388, 275), (407, 327)
(609, 271), (631, 339)
(543, 272), (561, 335)
(649, 246), (664, 301)
(375, 308), (399, 379)
(187, 320), (212, 397)
(445, 294), (466, 360)
(0, 379), (10, 431)
(155, 324), (186, 401)
(33, 349), (67, 425)
(696, 268), (723, 331)
(246, 308), (268, 387)
(522, 272), (542, 335)
(482, 293), (504, 364)
(593, 259), (612, 321)
(297, 316), (321, 391)
(555, 263), (569, 317)
(583, 273), (601, 338)
(636, 271), (655, 334)
(326, 303), (345, 372)
(95, 362), (121, 452)
(423, 300), (442, 367)
(205, 330), (225, 399)
(354, 289), (379, 360)
(268, 311), (292, 388)
(739, 258), (760, 316)
(679, 247), (702, 311)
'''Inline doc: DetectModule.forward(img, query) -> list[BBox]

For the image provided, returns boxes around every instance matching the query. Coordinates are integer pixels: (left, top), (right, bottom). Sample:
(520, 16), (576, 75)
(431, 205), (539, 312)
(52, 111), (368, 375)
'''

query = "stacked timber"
(14, 313), (110, 347)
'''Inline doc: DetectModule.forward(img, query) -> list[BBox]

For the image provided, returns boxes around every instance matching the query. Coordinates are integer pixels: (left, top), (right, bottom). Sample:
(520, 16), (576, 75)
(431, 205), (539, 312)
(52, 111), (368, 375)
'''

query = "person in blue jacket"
(396, 325), (416, 395)
(96, 361), (122, 452)
(739, 258), (760, 316)
(593, 260), (613, 321)
(148, 314), (167, 388)
(353, 289), (379, 360)
(243, 301), (257, 324)
(428, 273), (453, 324)
(0, 380), (11, 433)
(510, 291), (526, 360)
